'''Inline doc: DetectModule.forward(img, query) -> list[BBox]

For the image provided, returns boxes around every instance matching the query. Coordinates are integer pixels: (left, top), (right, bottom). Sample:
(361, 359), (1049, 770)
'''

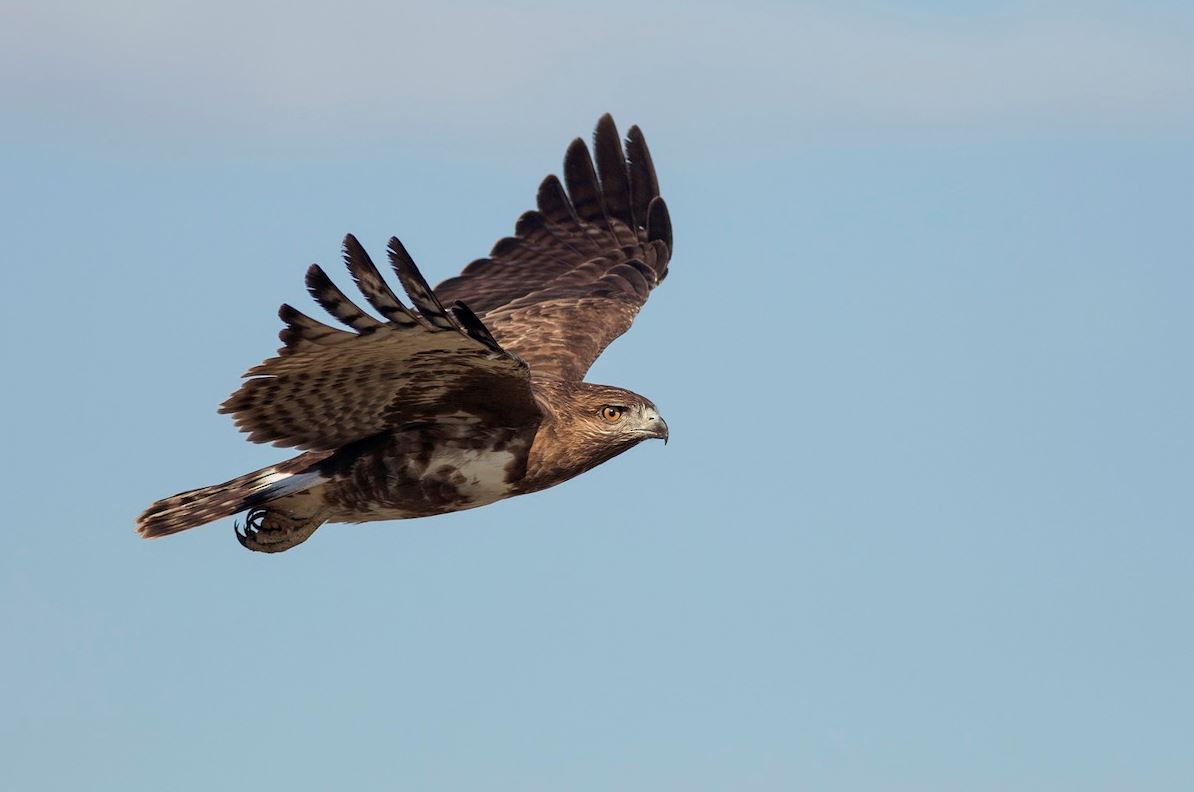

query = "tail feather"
(137, 457), (326, 538)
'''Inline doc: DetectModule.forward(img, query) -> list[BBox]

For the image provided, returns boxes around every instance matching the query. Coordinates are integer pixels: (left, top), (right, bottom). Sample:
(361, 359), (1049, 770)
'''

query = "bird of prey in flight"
(137, 115), (673, 552)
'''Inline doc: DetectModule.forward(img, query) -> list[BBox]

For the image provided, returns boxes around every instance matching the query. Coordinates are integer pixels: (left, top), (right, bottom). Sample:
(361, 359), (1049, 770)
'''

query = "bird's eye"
(600, 405), (625, 423)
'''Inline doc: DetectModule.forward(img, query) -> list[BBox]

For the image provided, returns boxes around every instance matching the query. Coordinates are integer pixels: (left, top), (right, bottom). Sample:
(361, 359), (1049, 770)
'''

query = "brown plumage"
(137, 115), (672, 552)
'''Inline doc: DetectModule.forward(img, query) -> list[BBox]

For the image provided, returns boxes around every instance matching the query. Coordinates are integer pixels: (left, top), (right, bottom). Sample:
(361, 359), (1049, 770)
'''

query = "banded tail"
(137, 455), (328, 538)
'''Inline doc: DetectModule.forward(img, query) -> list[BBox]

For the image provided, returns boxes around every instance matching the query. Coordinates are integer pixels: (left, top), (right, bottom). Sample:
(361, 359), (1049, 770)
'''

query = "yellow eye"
(600, 406), (625, 423)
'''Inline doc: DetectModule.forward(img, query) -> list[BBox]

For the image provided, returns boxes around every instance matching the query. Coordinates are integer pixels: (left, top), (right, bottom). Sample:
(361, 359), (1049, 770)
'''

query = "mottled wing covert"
(220, 235), (541, 451)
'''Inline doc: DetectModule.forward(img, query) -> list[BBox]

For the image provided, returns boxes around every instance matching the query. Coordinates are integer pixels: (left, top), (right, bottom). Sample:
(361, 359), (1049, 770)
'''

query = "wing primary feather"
(593, 113), (634, 230)
(626, 125), (660, 230)
(305, 264), (385, 332)
(450, 300), (506, 354)
(274, 302), (354, 355)
(342, 234), (418, 327)
(646, 196), (673, 253)
(514, 210), (545, 238)
(536, 174), (601, 255)
(563, 137), (610, 229)
(386, 237), (459, 331)
(536, 174), (579, 228)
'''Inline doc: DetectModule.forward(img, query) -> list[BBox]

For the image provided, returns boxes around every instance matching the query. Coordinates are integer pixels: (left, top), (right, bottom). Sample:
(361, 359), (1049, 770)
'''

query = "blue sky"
(2, 2), (1192, 790)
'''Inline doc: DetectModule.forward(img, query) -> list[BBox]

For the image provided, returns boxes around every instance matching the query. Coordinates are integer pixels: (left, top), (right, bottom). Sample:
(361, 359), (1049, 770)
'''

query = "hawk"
(137, 115), (673, 552)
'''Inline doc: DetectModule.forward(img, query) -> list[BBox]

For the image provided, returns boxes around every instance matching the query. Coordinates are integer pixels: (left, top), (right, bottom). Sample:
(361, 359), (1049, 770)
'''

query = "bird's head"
(529, 381), (668, 479)
(573, 383), (669, 447)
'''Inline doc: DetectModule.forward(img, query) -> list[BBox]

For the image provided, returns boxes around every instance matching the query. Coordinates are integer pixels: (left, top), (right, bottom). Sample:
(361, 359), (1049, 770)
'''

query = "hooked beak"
(643, 410), (669, 445)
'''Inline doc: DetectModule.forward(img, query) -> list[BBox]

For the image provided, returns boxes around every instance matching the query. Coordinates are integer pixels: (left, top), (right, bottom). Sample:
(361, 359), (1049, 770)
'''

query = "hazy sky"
(3, 2), (1192, 790)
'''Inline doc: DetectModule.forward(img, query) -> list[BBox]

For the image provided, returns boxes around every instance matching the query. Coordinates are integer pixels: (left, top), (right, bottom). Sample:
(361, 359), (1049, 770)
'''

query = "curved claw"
(233, 507), (322, 554)
(234, 508), (268, 551)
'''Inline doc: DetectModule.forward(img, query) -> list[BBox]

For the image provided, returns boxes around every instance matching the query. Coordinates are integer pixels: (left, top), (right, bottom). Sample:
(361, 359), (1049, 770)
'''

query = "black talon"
(235, 521), (251, 549)
(231, 507), (321, 553)
(235, 508), (270, 551)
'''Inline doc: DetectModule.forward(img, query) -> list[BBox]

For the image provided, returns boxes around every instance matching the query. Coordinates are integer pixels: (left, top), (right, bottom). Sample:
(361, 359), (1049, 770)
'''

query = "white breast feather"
(424, 447), (519, 506)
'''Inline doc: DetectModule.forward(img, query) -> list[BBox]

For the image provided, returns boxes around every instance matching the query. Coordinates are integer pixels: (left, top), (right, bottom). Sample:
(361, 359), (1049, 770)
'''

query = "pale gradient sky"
(2, 2), (1192, 791)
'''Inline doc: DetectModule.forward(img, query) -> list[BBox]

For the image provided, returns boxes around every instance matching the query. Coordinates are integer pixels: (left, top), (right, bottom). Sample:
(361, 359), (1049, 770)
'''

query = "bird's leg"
(235, 507), (324, 553)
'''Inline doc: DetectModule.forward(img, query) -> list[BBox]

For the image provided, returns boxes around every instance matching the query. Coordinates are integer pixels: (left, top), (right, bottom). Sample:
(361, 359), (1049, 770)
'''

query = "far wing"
(220, 235), (540, 451)
(433, 115), (672, 382)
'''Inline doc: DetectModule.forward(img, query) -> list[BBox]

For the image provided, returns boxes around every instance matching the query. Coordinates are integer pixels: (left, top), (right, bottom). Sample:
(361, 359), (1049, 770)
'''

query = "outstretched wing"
(220, 235), (541, 451)
(433, 114), (672, 382)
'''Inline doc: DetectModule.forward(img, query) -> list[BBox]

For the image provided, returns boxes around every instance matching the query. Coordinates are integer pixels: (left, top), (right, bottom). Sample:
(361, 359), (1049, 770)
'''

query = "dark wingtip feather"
(646, 196), (673, 253)
(513, 210), (543, 238)
(304, 263), (382, 332)
(273, 301), (354, 354)
(341, 233), (372, 281)
(276, 302), (304, 350)
(537, 174), (580, 226)
(386, 236), (416, 271)
(626, 125), (660, 229)
(563, 136), (607, 225)
(450, 300), (505, 354)
(278, 302), (300, 323)
(593, 114), (633, 228)
(342, 233), (417, 326)
(304, 263), (333, 302)
(387, 237), (458, 331)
